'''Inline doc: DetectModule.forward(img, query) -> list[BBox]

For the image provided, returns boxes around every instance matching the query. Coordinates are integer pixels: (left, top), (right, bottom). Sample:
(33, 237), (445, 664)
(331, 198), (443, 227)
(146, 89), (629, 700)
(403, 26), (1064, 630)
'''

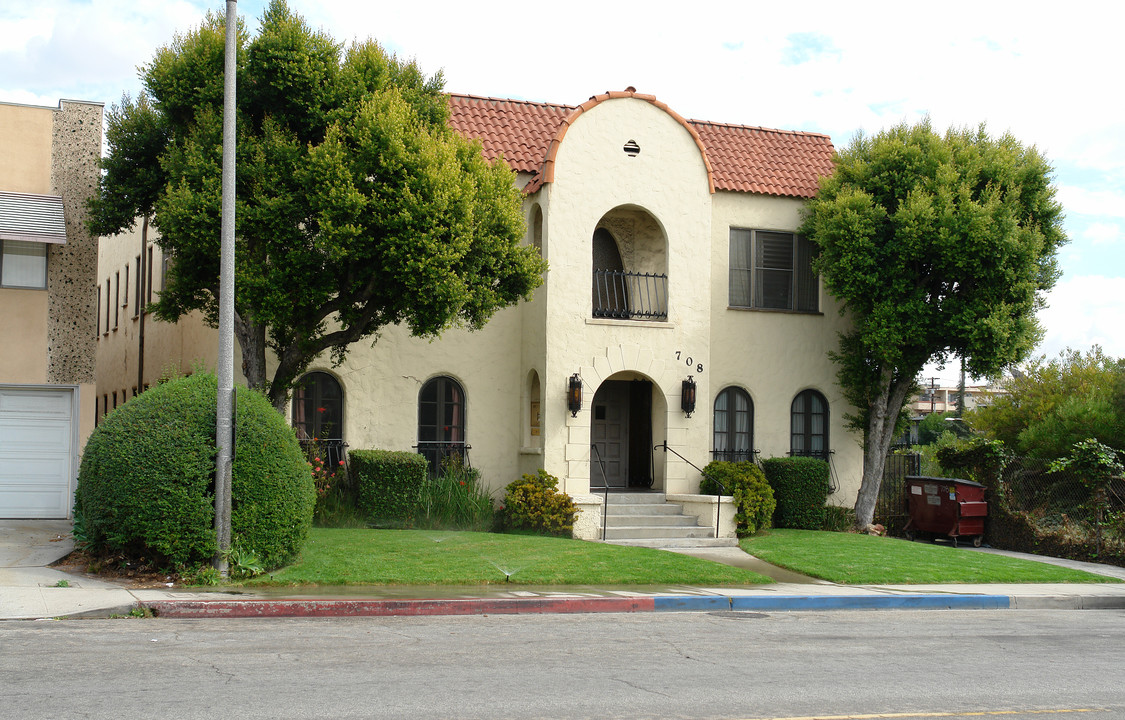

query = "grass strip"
(741, 529), (1122, 584)
(246, 528), (773, 586)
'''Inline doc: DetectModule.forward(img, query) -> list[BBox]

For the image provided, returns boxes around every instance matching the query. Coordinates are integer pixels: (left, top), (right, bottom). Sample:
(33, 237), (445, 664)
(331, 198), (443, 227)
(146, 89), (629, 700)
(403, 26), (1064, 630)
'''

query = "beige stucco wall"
(0, 102), (55, 194)
(708, 191), (863, 505)
(0, 289), (48, 383)
(96, 225), (249, 414)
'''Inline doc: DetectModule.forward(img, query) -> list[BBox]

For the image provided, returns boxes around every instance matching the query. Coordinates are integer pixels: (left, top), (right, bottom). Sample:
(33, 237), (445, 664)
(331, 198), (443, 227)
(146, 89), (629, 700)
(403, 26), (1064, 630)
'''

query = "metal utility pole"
(214, 0), (237, 577)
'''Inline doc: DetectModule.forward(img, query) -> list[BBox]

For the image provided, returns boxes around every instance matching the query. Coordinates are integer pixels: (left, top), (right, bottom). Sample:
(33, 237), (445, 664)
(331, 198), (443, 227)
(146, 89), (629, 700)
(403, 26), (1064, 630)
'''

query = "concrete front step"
(604, 513), (698, 527)
(603, 525), (717, 540)
(596, 491), (725, 544)
(605, 537), (740, 549)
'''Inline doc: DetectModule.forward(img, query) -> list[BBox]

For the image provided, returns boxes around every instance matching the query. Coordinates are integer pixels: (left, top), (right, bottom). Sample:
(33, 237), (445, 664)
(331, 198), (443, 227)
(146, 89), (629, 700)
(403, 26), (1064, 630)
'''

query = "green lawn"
(741, 529), (1121, 584)
(244, 528), (773, 587)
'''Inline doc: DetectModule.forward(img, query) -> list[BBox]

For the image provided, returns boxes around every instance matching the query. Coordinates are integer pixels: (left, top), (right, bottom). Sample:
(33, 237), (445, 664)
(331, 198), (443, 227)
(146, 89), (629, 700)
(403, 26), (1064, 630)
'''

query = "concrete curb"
(134, 592), (1099, 619)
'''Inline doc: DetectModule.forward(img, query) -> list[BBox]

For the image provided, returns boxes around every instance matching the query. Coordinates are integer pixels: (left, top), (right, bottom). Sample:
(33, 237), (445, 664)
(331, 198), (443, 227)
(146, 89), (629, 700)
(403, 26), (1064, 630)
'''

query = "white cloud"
(1056, 186), (1125, 219)
(1083, 222), (1123, 246)
(1037, 276), (1125, 360)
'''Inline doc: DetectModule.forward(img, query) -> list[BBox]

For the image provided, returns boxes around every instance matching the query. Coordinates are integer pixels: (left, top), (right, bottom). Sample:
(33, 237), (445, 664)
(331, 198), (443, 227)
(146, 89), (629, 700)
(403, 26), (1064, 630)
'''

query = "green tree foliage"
(801, 119), (1066, 527)
(969, 347), (1125, 459)
(75, 373), (314, 569)
(91, 1), (545, 408)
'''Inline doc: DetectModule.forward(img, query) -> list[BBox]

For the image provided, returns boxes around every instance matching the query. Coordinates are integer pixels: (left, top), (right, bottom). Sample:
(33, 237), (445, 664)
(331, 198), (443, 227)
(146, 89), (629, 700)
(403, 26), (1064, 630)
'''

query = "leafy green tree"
(969, 347), (1125, 459)
(801, 119), (1066, 527)
(92, 1), (544, 409)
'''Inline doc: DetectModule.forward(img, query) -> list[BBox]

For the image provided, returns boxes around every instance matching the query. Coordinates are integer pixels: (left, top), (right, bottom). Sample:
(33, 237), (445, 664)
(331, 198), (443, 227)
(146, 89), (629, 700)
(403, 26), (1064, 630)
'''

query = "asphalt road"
(2, 609), (1123, 719)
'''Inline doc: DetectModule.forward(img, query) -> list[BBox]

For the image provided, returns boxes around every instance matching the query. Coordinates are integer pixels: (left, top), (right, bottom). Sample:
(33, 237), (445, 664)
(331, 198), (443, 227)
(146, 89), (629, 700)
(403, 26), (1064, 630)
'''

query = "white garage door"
(0, 387), (75, 519)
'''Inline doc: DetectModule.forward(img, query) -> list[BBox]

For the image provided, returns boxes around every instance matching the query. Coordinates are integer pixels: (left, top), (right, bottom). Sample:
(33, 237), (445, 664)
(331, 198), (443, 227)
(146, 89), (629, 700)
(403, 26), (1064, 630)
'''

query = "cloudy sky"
(3, 0), (1122, 385)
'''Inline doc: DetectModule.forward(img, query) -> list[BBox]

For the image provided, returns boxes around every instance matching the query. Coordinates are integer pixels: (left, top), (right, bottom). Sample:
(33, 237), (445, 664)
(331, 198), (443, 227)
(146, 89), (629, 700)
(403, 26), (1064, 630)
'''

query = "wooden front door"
(591, 381), (630, 488)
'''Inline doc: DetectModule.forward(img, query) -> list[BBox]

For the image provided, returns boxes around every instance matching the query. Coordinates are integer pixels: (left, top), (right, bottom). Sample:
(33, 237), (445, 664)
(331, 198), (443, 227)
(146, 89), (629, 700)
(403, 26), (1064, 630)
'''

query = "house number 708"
(674, 351), (703, 375)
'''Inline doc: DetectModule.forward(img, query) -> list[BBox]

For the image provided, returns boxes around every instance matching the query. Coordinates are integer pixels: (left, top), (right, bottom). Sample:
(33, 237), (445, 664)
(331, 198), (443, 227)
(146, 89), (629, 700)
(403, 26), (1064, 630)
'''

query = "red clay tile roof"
(447, 91), (834, 199)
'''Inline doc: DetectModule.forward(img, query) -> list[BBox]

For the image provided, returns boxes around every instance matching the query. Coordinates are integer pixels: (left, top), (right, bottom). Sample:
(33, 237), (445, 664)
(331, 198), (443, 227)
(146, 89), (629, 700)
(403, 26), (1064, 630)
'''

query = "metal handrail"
(654, 441), (724, 539)
(591, 443), (610, 541)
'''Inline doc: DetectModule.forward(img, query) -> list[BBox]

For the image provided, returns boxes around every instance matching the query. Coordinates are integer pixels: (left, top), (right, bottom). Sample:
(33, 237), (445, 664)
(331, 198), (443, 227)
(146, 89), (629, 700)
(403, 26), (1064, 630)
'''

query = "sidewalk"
(4, 520), (1125, 621)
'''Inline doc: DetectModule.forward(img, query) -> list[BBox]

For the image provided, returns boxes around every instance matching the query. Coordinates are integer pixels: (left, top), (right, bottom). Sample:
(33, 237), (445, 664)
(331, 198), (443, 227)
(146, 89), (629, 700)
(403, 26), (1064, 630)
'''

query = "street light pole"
(214, 0), (238, 577)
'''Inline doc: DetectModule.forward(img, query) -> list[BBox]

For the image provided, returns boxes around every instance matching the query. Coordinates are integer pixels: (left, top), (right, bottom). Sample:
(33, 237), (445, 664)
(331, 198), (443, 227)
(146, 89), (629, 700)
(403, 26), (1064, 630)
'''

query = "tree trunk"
(854, 368), (915, 528)
(232, 310), (268, 398)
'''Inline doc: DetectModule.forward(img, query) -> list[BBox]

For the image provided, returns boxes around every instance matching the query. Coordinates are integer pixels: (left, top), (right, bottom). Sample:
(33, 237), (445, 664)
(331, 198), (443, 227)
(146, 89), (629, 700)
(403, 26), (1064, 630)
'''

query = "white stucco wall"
(708, 191), (863, 505)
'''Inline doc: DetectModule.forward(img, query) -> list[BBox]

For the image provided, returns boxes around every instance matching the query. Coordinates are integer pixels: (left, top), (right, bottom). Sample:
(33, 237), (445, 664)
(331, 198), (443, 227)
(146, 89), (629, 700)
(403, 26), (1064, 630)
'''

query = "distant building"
(1, 98), (103, 519)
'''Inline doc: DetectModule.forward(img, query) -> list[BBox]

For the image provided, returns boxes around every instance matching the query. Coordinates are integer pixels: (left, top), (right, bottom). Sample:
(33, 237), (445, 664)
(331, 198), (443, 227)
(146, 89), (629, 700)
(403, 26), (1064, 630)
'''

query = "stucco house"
(95, 88), (862, 539)
(0, 98), (102, 519)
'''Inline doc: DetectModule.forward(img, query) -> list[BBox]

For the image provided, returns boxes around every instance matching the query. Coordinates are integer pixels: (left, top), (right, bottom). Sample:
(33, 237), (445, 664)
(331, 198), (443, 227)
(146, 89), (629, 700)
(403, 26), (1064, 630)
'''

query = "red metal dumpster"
(903, 476), (987, 547)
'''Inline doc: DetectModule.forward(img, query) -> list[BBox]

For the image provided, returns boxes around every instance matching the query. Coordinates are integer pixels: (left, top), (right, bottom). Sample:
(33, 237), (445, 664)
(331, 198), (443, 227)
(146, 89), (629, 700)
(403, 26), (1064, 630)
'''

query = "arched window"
(791, 389), (829, 459)
(292, 372), (343, 441)
(713, 387), (754, 462)
(418, 375), (467, 471)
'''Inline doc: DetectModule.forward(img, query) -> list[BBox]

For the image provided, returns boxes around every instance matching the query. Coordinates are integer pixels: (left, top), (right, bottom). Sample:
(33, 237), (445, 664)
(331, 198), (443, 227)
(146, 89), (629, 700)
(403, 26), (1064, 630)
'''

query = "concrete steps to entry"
(594, 491), (738, 548)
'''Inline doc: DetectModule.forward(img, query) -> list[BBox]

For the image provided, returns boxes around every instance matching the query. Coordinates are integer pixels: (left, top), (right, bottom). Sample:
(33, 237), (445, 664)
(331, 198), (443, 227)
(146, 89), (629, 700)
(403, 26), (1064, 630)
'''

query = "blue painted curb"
(653, 594), (1011, 612)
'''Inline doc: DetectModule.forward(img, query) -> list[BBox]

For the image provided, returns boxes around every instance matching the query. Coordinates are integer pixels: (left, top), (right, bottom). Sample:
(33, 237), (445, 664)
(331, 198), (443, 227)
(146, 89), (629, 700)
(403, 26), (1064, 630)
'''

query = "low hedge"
(761, 457), (830, 530)
(700, 461), (775, 536)
(351, 449), (427, 526)
(75, 373), (315, 569)
(500, 469), (577, 536)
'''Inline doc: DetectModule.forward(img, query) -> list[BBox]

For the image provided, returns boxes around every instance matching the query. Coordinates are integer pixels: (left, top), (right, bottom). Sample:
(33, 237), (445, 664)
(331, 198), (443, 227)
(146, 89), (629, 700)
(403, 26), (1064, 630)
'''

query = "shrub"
(416, 457), (495, 531)
(75, 373), (315, 570)
(351, 449), (427, 526)
(761, 457), (830, 529)
(501, 469), (578, 536)
(822, 504), (856, 532)
(700, 461), (776, 536)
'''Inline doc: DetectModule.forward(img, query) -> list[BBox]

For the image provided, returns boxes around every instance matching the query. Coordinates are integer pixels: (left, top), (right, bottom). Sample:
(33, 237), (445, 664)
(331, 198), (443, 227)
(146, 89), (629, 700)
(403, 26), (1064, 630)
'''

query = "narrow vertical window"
(146, 246), (154, 304)
(134, 255), (141, 317)
(791, 389), (829, 459)
(713, 387), (754, 463)
(728, 229), (752, 308)
(113, 271), (120, 330)
(418, 375), (467, 472)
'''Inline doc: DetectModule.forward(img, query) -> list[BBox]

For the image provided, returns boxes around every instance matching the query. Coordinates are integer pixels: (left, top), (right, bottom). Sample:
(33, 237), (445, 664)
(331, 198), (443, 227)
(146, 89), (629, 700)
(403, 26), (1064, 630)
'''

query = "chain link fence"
(875, 450), (1125, 564)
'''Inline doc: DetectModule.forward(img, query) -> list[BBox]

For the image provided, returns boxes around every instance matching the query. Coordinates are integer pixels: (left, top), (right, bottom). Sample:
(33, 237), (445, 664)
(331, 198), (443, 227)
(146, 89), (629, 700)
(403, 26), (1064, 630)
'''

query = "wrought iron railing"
(591, 443), (610, 541)
(655, 441), (723, 539)
(592, 270), (668, 320)
(298, 438), (349, 469)
(710, 449), (760, 464)
(414, 441), (471, 476)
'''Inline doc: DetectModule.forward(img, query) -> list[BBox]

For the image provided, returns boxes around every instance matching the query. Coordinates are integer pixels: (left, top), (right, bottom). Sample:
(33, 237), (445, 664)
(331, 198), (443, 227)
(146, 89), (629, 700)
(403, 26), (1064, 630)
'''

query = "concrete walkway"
(4, 520), (1125, 620)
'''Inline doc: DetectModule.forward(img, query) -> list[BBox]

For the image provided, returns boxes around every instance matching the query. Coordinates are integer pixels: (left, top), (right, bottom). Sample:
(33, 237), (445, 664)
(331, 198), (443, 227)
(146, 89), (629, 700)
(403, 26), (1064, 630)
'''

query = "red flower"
(338, 460), (345, 466)
(317, 407), (327, 413)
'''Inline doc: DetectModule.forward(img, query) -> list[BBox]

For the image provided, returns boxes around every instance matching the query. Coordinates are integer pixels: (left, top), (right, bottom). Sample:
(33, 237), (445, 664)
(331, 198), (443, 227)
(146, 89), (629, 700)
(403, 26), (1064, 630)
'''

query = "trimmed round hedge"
(76, 373), (315, 569)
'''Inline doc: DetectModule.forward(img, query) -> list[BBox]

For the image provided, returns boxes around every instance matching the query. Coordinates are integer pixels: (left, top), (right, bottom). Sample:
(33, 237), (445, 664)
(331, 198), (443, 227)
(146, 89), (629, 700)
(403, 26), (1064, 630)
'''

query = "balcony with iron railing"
(592, 270), (668, 321)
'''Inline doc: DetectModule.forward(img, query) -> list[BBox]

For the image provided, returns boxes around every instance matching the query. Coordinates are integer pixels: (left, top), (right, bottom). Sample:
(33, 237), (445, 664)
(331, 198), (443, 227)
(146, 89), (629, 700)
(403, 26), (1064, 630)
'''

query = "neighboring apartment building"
(1, 98), (102, 519)
(97, 88), (863, 537)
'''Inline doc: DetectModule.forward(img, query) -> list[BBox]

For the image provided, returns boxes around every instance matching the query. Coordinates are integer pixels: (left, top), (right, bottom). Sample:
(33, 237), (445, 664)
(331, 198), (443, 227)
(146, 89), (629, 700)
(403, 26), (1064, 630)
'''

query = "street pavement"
(3, 519), (1125, 621)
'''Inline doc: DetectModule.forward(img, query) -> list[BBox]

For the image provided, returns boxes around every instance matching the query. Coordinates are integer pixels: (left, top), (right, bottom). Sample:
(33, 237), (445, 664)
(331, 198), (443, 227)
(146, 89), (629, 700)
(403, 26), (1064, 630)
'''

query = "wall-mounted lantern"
(681, 375), (697, 418)
(567, 373), (583, 417)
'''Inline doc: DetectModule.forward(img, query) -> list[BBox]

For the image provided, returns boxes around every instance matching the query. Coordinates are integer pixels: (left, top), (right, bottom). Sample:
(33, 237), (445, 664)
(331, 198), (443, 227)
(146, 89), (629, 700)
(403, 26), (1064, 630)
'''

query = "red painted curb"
(143, 596), (657, 618)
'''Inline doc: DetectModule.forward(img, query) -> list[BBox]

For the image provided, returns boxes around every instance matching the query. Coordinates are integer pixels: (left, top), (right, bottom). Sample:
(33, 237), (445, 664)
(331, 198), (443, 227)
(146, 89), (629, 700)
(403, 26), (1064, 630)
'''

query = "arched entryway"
(590, 375), (660, 489)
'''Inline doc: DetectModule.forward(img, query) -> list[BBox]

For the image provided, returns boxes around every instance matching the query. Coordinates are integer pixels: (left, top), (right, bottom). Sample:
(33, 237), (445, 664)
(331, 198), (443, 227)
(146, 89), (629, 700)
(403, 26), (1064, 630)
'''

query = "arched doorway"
(590, 377), (655, 489)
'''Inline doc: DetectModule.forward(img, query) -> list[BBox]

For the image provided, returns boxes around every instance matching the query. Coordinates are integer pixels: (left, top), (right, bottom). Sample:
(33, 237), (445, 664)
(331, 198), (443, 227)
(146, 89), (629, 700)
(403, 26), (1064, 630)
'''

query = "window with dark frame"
(146, 246), (153, 304)
(113, 271), (119, 330)
(134, 255), (141, 317)
(790, 389), (829, 459)
(291, 372), (344, 441)
(104, 278), (110, 333)
(418, 375), (467, 472)
(96, 284), (101, 336)
(728, 228), (818, 312)
(712, 386), (754, 463)
(123, 265), (129, 310)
